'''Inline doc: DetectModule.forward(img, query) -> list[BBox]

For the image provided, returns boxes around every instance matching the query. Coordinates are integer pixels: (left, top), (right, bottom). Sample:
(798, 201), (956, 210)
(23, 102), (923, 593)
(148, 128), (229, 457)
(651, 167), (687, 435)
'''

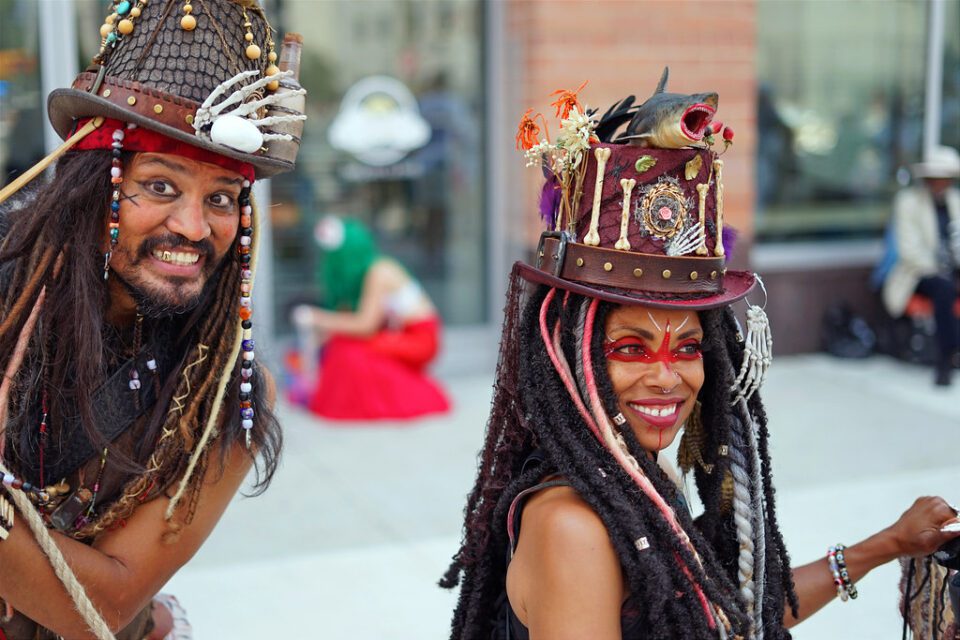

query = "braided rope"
(725, 412), (758, 633)
(736, 397), (767, 639)
(0, 465), (115, 639)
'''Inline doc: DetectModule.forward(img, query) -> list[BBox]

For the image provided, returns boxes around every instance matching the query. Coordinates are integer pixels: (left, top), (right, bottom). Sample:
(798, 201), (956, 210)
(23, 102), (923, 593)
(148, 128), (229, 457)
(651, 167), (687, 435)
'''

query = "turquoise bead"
(106, 31), (117, 43)
(110, 228), (119, 240)
(117, 1), (131, 16)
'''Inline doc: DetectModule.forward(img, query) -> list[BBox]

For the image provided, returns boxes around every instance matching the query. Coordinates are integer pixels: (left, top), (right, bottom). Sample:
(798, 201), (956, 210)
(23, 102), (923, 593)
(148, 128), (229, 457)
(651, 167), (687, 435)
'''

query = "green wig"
(316, 217), (379, 312)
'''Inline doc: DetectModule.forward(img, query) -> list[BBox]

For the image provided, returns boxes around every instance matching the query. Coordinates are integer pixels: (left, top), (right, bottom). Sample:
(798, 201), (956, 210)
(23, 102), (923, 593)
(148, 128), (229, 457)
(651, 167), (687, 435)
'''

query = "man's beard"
(112, 234), (223, 319)
(114, 272), (210, 318)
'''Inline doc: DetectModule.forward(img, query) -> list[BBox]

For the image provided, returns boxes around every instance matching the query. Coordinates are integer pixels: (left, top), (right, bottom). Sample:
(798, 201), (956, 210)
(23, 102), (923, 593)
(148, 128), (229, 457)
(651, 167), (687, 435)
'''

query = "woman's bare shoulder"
(508, 484), (624, 636)
(522, 484), (611, 550)
(367, 256), (409, 282)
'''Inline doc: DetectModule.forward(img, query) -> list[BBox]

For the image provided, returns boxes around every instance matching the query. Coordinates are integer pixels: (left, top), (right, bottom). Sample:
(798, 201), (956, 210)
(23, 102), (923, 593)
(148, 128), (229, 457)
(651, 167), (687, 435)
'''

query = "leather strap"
(43, 348), (176, 483)
(72, 72), (200, 135)
(537, 236), (726, 295)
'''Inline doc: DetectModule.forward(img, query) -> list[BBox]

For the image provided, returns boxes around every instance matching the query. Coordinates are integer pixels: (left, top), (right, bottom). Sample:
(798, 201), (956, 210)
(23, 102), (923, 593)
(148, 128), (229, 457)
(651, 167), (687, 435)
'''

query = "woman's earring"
(678, 401), (713, 474)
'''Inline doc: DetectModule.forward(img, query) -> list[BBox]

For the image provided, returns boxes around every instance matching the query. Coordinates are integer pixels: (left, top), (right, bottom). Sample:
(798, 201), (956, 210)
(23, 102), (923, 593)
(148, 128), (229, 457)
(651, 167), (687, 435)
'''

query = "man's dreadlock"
(0, 150), (281, 539)
(441, 269), (797, 639)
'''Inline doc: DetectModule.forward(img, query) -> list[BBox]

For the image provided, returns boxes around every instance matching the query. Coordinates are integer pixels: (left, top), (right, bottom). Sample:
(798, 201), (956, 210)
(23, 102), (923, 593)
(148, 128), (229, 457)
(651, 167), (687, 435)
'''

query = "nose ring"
(658, 371), (681, 395)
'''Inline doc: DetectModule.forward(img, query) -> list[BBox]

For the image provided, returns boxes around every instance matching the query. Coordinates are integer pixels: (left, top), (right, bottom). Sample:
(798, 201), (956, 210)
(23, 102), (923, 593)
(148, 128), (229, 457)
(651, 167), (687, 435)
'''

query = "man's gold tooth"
(162, 250), (172, 262)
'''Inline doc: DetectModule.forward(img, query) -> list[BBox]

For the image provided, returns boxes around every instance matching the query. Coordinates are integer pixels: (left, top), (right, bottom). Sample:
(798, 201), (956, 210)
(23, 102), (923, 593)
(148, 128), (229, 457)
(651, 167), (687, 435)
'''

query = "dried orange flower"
(515, 108), (549, 150)
(550, 81), (588, 120)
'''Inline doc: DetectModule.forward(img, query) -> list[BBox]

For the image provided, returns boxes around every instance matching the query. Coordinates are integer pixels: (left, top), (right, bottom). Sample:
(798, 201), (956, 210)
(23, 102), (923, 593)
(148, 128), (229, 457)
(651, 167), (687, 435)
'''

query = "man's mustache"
(135, 234), (215, 262)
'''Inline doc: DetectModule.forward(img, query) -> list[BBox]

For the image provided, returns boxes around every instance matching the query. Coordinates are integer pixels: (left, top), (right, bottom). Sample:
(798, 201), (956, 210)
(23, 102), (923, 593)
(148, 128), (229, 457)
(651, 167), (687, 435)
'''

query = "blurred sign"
(328, 75), (430, 167)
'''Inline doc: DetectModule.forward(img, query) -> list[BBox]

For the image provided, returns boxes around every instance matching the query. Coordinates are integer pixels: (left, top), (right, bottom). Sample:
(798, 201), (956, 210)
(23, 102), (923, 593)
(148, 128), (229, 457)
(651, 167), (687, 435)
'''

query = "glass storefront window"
(0, 0), (43, 188)
(756, 0), (959, 241)
(271, 0), (486, 330)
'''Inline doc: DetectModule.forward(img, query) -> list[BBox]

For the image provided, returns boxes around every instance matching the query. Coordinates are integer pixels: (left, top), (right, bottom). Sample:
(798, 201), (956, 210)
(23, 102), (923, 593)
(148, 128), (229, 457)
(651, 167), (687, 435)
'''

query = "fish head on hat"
(516, 73), (754, 311)
(47, 0), (306, 179)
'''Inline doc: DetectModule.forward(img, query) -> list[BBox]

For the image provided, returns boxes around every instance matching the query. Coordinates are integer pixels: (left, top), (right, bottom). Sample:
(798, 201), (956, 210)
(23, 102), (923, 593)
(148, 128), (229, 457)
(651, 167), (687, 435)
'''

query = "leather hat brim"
(516, 261), (757, 310)
(48, 88), (293, 179)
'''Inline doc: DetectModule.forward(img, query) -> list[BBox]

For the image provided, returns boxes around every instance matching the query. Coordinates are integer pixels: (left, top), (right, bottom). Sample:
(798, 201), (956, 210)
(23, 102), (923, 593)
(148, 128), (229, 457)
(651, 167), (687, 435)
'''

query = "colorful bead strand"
(2, 473), (49, 504)
(104, 124), (135, 280)
(237, 181), (255, 447)
(94, 1), (149, 66)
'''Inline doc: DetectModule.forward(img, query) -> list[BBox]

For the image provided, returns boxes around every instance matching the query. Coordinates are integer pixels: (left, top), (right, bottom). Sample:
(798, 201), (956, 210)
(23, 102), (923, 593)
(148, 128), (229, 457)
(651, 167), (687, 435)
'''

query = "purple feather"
(722, 226), (738, 262)
(539, 174), (561, 229)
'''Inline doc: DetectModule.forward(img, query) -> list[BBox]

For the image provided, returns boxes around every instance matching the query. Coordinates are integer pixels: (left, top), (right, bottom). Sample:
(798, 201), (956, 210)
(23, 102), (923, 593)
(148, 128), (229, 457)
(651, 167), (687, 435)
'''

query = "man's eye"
(209, 193), (236, 208)
(146, 180), (176, 196)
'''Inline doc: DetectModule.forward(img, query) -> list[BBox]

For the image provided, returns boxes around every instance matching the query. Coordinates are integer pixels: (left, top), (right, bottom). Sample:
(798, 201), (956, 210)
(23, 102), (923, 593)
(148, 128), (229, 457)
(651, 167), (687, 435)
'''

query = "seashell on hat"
(47, 0), (306, 179)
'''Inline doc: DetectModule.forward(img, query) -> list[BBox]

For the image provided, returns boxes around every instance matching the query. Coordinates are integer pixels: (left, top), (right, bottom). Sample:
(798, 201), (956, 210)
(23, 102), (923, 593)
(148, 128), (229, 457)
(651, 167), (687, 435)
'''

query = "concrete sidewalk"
(165, 353), (959, 639)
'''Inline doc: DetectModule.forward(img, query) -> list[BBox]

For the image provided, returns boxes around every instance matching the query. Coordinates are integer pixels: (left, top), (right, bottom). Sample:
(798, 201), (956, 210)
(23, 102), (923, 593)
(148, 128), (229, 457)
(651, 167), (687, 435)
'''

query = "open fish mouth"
(681, 103), (716, 141)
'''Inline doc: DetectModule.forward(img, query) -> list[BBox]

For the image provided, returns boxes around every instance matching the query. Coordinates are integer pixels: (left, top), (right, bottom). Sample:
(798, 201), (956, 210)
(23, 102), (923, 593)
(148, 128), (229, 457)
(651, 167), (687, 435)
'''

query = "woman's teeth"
(153, 250), (199, 266)
(630, 403), (678, 418)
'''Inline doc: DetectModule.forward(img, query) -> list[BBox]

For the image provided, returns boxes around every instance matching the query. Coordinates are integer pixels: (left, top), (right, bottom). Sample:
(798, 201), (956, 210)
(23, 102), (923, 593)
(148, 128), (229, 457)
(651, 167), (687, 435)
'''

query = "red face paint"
(604, 321), (703, 365)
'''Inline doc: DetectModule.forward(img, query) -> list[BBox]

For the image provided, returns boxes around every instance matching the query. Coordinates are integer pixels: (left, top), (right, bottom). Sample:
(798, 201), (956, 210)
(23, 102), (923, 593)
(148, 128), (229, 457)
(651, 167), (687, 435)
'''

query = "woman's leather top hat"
(47, 0), (306, 178)
(515, 69), (756, 310)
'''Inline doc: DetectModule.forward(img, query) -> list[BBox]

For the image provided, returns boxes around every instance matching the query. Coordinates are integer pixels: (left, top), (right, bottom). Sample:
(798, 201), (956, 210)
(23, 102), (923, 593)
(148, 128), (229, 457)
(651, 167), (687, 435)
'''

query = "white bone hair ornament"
(730, 279), (773, 404)
(193, 69), (306, 153)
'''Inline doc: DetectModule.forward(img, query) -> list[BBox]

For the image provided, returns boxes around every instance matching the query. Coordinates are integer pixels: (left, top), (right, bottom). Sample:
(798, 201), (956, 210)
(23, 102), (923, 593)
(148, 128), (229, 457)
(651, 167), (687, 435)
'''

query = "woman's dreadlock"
(0, 150), (281, 540)
(442, 269), (797, 639)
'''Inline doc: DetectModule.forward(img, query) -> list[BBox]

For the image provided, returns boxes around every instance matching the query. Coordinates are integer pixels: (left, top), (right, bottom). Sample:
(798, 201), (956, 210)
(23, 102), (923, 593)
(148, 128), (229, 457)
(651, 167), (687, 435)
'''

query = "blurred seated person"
(292, 216), (450, 420)
(882, 146), (960, 386)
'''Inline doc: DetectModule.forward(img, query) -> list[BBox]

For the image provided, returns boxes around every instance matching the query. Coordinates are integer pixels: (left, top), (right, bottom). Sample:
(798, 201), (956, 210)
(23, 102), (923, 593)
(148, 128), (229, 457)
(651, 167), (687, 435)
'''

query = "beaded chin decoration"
(238, 181), (255, 448)
(104, 123), (135, 280)
(730, 277), (772, 404)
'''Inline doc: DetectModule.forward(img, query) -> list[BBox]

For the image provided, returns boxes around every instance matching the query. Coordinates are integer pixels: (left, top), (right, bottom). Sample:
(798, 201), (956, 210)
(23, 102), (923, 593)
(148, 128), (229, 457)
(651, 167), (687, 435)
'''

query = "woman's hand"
(884, 496), (960, 558)
(786, 495), (960, 627)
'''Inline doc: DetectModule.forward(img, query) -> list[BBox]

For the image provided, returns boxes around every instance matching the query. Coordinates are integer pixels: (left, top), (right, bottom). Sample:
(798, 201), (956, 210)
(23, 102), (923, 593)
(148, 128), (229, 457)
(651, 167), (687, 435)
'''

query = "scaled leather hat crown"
(515, 69), (755, 310)
(47, 0), (306, 178)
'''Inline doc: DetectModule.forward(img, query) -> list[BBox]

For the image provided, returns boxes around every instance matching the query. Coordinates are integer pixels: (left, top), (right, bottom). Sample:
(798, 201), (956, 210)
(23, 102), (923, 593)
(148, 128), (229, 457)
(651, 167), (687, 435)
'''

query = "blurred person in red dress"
(292, 216), (450, 420)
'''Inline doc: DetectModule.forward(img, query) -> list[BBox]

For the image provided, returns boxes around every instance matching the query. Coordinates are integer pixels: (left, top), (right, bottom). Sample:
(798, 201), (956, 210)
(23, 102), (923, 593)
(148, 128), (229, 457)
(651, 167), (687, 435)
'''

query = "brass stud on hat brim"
(662, 269), (672, 279)
(126, 96), (137, 106)
(633, 268), (643, 278)
(153, 104), (164, 114)
(576, 257), (584, 267)
(710, 270), (718, 280)
(603, 262), (613, 272)
(689, 271), (698, 280)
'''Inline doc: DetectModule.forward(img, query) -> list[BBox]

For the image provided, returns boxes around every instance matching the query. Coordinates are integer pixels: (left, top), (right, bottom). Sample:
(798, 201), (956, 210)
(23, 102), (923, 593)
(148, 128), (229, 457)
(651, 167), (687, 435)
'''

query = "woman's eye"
(606, 338), (651, 359)
(674, 341), (703, 358)
(618, 344), (648, 355)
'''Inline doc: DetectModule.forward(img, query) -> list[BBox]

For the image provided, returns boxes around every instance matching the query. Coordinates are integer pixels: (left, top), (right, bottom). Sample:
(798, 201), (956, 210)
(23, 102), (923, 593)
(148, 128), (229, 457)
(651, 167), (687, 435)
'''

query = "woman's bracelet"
(0, 495), (13, 541)
(827, 543), (858, 601)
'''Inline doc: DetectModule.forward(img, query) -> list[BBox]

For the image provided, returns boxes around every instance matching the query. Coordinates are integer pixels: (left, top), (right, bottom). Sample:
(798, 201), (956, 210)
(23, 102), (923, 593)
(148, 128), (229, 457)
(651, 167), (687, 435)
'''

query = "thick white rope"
(0, 466), (115, 639)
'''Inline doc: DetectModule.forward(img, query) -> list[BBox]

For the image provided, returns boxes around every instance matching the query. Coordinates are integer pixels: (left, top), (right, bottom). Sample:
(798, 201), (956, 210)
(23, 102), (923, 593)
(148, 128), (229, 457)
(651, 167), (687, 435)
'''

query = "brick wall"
(503, 0), (758, 249)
